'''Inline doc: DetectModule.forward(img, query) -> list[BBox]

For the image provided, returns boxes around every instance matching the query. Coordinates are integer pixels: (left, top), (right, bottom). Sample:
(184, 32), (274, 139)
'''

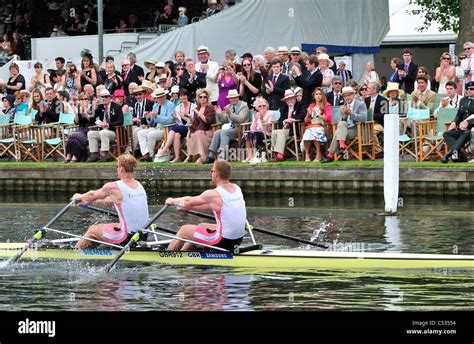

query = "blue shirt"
(148, 99), (176, 126)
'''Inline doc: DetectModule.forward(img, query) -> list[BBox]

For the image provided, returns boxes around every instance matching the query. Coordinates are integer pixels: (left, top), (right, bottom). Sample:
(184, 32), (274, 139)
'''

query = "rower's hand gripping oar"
(9, 199), (77, 263)
(183, 209), (328, 249)
(105, 204), (170, 272)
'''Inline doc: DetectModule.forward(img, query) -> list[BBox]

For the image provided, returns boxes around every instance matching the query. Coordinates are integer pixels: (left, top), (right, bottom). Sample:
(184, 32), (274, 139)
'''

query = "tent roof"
(383, 0), (457, 44)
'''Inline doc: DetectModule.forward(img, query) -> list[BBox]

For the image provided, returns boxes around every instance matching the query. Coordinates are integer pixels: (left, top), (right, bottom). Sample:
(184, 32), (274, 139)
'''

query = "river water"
(0, 196), (473, 312)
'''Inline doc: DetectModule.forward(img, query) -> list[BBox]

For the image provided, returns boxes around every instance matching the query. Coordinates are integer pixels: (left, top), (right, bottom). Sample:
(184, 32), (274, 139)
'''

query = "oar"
(183, 210), (328, 249)
(105, 204), (170, 272)
(9, 199), (76, 263)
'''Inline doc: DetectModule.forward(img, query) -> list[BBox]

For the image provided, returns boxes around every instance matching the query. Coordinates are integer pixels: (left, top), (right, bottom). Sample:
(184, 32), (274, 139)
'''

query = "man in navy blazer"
(365, 82), (388, 155)
(263, 59), (291, 110)
(293, 54), (323, 107)
(326, 76), (345, 107)
(397, 48), (418, 94)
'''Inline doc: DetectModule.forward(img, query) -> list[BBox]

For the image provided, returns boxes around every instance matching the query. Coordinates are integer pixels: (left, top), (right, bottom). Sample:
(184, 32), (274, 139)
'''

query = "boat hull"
(1, 243), (474, 270)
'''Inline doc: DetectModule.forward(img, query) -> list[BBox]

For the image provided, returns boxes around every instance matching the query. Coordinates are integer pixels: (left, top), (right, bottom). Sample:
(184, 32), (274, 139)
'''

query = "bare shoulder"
(102, 181), (120, 193)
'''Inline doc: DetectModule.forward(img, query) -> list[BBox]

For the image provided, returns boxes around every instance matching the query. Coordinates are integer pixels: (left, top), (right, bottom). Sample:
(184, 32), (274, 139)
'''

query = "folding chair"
(418, 108), (457, 161)
(42, 113), (77, 161)
(0, 113), (35, 161)
(13, 115), (43, 162)
(398, 108), (430, 161)
(114, 111), (134, 155)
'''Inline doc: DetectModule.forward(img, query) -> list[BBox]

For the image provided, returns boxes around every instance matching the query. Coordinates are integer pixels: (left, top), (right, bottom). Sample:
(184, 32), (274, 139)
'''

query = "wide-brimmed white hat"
(170, 85), (180, 94)
(144, 58), (158, 68)
(290, 46), (301, 54)
(282, 89), (296, 100)
(277, 46), (289, 55)
(151, 87), (169, 98)
(99, 89), (111, 97)
(155, 61), (165, 68)
(318, 53), (334, 68)
(226, 89), (240, 99)
(383, 82), (405, 98)
(196, 45), (209, 54)
(341, 86), (355, 95)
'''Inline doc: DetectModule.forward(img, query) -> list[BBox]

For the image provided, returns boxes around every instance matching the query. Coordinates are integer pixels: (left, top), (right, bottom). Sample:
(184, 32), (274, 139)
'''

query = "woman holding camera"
(28, 62), (51, 96)
(215, 61), (239, 109)
(302, 88), (332, 162)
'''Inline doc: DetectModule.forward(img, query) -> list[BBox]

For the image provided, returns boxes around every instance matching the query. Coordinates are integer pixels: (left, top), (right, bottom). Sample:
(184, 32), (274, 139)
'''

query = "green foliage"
(408, 0), (461, 33)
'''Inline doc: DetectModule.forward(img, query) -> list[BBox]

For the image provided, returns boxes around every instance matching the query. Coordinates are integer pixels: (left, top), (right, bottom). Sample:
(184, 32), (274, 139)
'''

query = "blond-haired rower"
(74, 154), (149, 249)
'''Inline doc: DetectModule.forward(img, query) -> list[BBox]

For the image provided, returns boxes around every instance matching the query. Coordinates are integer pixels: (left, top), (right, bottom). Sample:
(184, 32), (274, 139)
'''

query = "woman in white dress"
(435, 52), (456, 94)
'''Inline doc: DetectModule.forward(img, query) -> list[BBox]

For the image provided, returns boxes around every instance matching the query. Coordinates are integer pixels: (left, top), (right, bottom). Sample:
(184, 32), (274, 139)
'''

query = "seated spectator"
(116, 18), (128, 33)
(86, 89), (124, 162)
(35, 87), (61, 124)
(159, 5), (177, 25)
(185, 89), (216, 163)
(156, 89), (197, 162)
(113, 89), (129, 113)
(13, 91), (29, 114)
(414, 66), (432, 91)
(301, 88), (332, 162)
(57, 90), (73, 113)
(142, 58), (159, 84)
(410, 75), (437, 115)
(1, 94), (15, 117)
(434, 81), (461, 118)
(383, 82), (405, 114)
(441, 81), (474, 163)
(204, 89), (249, 163)
(131, 86), (154, 155)
(357, 83), (369, 101)
(242, 97), (275, 163)
(65, 93), (95, 163)
(168, 85), (180, 106)
(270, 89), (306, 162)
(365, 82), (388, 156)
(0, 34), (12, 55)
(388, 57), (402, 83)
(28, 89), (44, 116)
(10, 32), (25, 58)
(322, 86), (367, 163)
(202, 0), (221, 19)
(137, 87), (176, 162)
(28, 62), (51, 95)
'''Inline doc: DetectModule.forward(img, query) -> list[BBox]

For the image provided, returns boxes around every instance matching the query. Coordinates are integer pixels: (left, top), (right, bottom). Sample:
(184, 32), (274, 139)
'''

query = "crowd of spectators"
(0, 38), (473, 164)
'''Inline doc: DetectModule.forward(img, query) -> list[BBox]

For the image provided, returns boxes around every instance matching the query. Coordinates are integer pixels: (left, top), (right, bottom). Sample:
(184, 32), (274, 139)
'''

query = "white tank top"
(115, 180), (149, 234)
(213, 184), (246, 240)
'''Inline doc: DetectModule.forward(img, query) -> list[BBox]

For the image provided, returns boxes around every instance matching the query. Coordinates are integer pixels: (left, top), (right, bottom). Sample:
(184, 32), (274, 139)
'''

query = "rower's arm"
(73, 183), (119, 206)
(91, 196), (114, 207)
(166, 190), (219, 212)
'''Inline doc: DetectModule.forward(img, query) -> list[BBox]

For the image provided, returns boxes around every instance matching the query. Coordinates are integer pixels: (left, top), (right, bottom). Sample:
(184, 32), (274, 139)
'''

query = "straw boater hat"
(282, 89), (296, 101)
(196, 45), (209, 54)
(318, 53), (334, 68)
(99, 89), (111, 97)
(226, 89), (240, 99)
(170, 85), (179, 94)
(293, 86), (303, 95)
(131, 86), (145, 95)
(155, 61), (165, 68)
(383, 82), (405, 98)
(144, 58), (158, 69)
(290, 46), (301, 54)
(158, 74), (168, 82)
(140, 80), (155, 93)
(341, 86), (355, 95)
(277, 46), (289, 55)
(151, 87), (168, 98)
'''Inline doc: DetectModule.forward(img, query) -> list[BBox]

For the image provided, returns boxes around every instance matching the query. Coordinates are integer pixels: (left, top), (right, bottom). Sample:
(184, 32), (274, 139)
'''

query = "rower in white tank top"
(115, 180), (149, 234)
(213, 184), (246, 240)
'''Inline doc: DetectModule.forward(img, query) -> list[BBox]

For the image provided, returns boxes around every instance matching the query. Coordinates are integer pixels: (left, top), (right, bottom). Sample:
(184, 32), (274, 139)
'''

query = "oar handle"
(184, 209), (328, 249)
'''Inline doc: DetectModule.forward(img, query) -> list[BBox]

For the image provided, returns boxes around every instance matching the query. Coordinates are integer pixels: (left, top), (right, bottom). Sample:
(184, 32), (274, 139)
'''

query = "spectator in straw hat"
(131, 86), (154, 154)
(86, 89), (124, 162)
(142, 58), (159, 83)
(318, 53), (335, 94)
(321, 86), (367, 163)
(204, 89), (250, 164)
(195, 45), (219, 104)
(277, 46), (291, 75)
(137, 87), (176, 162)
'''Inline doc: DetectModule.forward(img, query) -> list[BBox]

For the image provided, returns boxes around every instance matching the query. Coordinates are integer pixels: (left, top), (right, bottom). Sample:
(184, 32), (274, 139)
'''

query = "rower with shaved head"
(166, 160), (247, 251)
(73, 154), (149, 249)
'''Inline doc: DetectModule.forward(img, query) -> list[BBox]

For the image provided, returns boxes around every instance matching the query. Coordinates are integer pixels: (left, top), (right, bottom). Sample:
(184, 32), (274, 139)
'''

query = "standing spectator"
(397, 48), (418, 94)
(0, 34), (12, 55)
(388, 57), (402, 83)
(127, 53), (144, 81)
(238, 57), (262, 109)
(363, 62), (379, 84)
(326, 76), (345, 107)
(318, 53), (335, 94)
(293, 54), (323, 108)
(143, 58), (159, 84)
(76, 53), (97, 91)
(0, 63), (26, 95)
(28, 62), (51, 95)
(10, 32), (24, 58)
(202, 0), (220, 18)
(195, 45), (219, 104)
(177, 7), (189, 27)
(180, 58), (207, 102)
(160, 5), (177, 25)
(103, 62), (123, 94)
(215, 61), (239, 109)
(336, 61), (352, 87)
(116, 18), (128, 33)
(277, 46), (291, 76)
(263, 47), (276, 73)
(435, 52), (456, 94)
(456, 42), (474, 95)
(121, 59), (141, 96)
(82, 11), (97, 35)
(262, 59), (290, 110)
